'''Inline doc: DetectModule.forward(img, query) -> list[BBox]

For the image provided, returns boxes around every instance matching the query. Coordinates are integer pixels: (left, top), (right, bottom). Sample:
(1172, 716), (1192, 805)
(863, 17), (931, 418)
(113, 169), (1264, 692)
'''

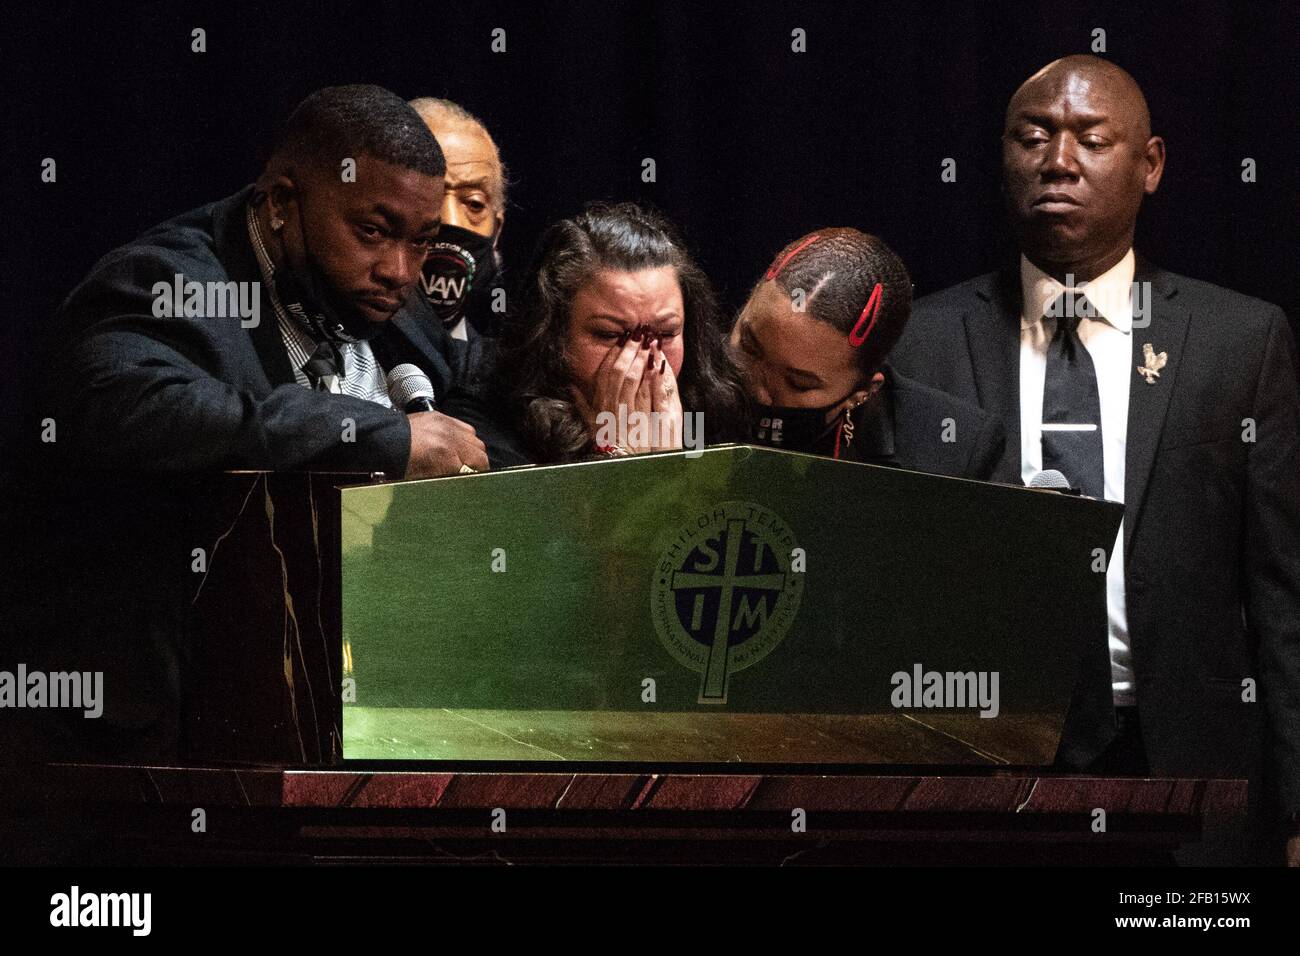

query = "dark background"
(6, 0), (1299, 450)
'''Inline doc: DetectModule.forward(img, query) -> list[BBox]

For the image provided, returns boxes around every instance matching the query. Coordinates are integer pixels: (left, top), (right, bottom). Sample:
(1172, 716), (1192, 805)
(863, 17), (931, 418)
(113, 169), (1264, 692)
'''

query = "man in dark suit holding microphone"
(7, 85), (487, 765)
(891, 55), (1300, 864)
(43, 84), (487, 479)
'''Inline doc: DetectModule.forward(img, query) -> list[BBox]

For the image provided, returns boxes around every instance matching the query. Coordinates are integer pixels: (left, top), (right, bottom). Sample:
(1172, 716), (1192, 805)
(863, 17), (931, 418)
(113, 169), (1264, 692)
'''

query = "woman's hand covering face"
(566, 267), (686, 453)
(571, 328), (683, 453)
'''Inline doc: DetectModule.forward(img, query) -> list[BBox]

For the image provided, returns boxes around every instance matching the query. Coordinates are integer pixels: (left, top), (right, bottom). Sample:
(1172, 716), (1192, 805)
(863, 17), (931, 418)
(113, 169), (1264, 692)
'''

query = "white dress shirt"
(1019, 250), (1135, 706)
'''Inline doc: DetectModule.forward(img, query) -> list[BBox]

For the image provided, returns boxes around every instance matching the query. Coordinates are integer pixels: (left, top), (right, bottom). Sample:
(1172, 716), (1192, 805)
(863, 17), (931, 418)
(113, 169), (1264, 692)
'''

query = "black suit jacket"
(444, 319), (492, 387)
(841, 365), (1017, 482)
(6, 187), (461, 763)
(42, 184), (457, 478)
(891, 260), (1300, 828)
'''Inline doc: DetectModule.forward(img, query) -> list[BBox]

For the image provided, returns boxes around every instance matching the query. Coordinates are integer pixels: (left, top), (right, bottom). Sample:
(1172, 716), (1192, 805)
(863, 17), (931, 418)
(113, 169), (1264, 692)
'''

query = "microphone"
(1028, 469), (1070, 489)
(386, 363), (436, 413)
(1027, 469), (1084, 495)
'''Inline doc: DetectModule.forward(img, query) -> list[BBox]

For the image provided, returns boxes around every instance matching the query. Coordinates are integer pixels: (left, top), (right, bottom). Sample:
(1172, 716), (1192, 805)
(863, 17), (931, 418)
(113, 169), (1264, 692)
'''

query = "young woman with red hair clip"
(729, 228), (1014, 481)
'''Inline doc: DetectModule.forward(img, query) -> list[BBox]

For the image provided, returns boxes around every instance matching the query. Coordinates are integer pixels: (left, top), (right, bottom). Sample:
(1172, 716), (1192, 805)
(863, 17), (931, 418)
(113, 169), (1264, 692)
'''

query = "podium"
(340, 445), (1122, 766)
(2, 449), (1246, 863)
(174, 447), (1125, 766)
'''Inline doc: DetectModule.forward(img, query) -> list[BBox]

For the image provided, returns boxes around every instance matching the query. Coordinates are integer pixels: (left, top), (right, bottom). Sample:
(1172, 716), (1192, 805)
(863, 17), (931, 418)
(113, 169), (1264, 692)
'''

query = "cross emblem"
(669, 519), (787, 702)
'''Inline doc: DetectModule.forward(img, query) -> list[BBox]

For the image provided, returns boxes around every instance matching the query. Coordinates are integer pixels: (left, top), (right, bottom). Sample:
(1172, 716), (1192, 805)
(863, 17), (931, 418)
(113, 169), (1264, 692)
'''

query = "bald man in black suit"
(892, 56), (1300, 865)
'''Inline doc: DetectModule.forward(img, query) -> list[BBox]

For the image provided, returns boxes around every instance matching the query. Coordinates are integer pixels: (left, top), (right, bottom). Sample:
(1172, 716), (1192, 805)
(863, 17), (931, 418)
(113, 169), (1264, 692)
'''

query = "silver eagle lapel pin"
(1137, 342), (1167, 384)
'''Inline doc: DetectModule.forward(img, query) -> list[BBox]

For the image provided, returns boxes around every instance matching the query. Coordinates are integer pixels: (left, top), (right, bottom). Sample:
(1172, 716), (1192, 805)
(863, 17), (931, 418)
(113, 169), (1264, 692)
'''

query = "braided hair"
(762, 227), (912, 380)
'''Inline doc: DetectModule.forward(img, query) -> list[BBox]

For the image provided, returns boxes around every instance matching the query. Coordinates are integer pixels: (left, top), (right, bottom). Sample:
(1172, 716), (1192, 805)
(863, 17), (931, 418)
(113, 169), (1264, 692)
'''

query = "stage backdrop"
(7, 0), (1298, 449)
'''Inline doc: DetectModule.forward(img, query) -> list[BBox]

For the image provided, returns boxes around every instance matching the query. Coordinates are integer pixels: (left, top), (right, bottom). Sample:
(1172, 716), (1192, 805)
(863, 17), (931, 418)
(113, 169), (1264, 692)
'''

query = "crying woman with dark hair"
(442, 202), (748, 466)
(730, 227), (1013, 481)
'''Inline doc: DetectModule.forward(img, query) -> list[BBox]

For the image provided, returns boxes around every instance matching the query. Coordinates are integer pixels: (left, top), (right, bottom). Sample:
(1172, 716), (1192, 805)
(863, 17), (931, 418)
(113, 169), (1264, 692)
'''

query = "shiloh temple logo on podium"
(651, 500), (803, 704)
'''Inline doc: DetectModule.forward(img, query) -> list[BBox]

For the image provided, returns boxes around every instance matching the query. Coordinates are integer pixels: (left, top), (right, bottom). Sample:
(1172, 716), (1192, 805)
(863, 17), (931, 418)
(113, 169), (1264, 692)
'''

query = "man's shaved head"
(1008, 55), (1152, 141)
(1002, 55), (1165, 282)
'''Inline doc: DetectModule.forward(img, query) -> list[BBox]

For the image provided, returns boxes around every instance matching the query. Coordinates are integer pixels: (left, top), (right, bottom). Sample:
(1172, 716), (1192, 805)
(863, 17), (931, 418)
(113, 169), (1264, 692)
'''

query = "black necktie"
(302, 340), (343, 392)
(1041, 293), (1105, 498)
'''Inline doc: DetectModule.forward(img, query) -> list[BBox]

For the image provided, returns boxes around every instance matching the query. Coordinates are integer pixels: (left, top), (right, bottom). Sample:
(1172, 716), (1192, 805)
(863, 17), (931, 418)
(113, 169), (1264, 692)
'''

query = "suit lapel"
(965, 267), (1023, 467)
(248, 304), (298, 387)
(1123, 261), (1190, 556)
(211, 186), (299, 387)
(378, 311), (456, 398)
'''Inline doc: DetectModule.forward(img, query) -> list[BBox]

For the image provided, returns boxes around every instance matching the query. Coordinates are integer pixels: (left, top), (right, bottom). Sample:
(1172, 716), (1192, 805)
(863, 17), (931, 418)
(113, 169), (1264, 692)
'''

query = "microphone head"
(386, 363), (435, 410)
(1028, 469), (1072, 490)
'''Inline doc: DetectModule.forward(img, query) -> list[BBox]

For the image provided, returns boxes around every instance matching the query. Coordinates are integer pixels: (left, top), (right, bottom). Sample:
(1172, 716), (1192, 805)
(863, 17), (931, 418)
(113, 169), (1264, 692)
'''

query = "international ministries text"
(0, 665), (103, 718)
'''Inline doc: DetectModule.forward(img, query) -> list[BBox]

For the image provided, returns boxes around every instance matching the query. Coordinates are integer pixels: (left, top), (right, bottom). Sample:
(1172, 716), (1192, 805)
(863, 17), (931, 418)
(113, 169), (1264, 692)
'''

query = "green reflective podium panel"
(341, 446), (1122, 764)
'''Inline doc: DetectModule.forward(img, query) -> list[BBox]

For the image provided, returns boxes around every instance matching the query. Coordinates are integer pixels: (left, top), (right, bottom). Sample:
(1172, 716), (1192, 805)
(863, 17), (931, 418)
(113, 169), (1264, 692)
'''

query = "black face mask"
(419, 224), (500, 330)
(276, 214), (384, 343)
(749, 395), (853, 452)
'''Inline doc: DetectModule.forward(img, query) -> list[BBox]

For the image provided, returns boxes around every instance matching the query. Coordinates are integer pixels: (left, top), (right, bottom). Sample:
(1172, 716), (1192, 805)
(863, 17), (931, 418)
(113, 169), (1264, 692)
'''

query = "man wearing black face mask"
(9, 85), (490, 765)
(408, 97), (509, 383)
(41, 85), (488, 479)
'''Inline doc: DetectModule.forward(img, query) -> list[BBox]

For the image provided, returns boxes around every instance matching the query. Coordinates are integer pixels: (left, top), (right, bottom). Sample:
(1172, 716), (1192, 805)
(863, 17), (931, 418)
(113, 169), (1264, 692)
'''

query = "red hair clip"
(848, 282), (884, 348)
(764, 234), (821, 281)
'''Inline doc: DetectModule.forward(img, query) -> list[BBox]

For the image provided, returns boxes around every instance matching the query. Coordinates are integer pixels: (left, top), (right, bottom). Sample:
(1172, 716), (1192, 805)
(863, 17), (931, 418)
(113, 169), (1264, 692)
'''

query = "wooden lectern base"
(0, 764), (1246, 865)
